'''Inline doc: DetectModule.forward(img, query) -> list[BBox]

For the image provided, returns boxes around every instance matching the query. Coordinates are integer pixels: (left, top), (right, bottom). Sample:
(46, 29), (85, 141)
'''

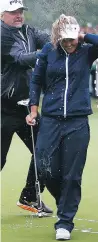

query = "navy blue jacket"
(30, 34), (98, 118)
(1, 21), (49, 103)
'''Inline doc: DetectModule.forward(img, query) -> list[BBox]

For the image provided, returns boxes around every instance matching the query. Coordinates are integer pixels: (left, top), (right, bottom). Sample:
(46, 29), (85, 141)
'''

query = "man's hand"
(26, 111), (37, 126)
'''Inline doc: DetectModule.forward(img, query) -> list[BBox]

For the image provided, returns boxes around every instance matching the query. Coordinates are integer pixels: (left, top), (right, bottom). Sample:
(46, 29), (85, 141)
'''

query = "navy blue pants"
(35, 116), (90, 232)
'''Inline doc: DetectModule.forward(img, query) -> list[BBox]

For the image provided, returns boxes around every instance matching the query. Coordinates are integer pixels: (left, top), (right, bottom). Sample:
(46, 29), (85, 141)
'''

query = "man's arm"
(1, 33), (40, 68)
(33, 28), (50, 49)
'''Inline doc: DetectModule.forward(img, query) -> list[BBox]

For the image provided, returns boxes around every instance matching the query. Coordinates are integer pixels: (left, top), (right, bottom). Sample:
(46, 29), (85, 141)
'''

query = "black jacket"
(30, 34), (98, 118)
(1, 20), (50, 103)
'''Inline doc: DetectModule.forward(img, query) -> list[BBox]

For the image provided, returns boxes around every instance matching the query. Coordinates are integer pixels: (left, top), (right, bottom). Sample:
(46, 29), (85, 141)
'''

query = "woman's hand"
(78, 33), (85, 42)
(26, 111), (37, 126)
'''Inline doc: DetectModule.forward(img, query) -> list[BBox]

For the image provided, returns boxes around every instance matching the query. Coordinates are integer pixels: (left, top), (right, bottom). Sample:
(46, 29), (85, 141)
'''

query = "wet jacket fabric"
(30, 34), (98, 118)
(1, 20), (49, 103)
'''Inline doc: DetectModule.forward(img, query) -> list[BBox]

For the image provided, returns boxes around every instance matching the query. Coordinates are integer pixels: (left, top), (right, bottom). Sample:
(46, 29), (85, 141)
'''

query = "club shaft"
(27, 106), (42, 209)
(30, 125), (38, 181)
(27, 106), (39, 181)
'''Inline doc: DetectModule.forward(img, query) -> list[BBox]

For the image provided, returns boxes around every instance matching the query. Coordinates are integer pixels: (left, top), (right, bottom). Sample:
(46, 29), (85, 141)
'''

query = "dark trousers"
(35, 116), (90, 232)
(1, 102), (44, 202)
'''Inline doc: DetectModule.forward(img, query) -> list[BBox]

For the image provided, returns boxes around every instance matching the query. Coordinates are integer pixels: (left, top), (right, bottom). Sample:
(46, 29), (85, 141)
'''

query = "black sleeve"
(1, 32), (40, 68)
(33, 28), (50, 49)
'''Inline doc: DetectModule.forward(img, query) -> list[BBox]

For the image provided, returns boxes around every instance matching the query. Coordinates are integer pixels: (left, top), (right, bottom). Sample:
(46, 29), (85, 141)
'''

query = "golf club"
(17, 99), (43, 217)
(95, 59), (98, 97)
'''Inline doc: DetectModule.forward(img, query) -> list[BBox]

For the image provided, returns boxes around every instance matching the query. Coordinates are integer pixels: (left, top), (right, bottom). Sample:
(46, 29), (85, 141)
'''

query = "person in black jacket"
(1, 0), (53, 216)
(26, 14), (98, 240)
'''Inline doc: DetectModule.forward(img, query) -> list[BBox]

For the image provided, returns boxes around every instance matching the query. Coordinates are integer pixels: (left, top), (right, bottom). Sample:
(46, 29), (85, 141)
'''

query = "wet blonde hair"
(51, 14), (79, 48)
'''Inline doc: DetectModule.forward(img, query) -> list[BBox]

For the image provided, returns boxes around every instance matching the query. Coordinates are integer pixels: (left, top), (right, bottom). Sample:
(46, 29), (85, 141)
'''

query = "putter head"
(38, 207), (44, 218)
(38, 212), (43, 218)
(17, 99), (29, 107)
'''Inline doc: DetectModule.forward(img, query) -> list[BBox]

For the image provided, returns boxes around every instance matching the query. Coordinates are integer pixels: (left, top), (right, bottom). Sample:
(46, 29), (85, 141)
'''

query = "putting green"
(1, 99), (98, 242)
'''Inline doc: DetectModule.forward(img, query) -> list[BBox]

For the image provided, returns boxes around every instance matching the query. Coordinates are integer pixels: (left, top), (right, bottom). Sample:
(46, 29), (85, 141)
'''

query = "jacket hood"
(57, 42), (82, 55)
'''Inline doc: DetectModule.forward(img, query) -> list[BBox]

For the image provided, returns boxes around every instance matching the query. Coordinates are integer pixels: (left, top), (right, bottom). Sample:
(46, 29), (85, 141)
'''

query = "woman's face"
(60, 38), (79, 54)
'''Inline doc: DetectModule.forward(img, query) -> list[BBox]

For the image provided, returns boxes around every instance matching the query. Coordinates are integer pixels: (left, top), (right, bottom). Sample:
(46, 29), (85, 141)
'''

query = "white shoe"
(56, 228), (71, 240)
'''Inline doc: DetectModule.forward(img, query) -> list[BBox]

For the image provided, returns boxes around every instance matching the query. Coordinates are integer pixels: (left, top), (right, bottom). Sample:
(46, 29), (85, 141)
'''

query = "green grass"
(1, 99), (98, 242)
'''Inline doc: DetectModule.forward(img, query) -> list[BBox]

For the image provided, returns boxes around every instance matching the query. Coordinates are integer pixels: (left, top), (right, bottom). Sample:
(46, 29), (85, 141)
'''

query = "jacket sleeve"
(33, 28), (50, 49)
(84, 34), (98, 64)
(29, 43), (51, 106)
(1, 32), (40, 68)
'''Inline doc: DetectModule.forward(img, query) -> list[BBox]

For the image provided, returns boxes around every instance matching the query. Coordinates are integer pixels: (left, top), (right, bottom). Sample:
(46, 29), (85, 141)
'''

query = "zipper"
(10, 88), (14, 98)
(8, 83), (15, 99)
(26, 25), (30, 52)
(19, 26), (33, 70)
(18, 30), (27, 53)
(26, 26), (34, 69)
(64, 53), (69, 117)
(60, 44), (69, 118)
(19, 25), (31, 53)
